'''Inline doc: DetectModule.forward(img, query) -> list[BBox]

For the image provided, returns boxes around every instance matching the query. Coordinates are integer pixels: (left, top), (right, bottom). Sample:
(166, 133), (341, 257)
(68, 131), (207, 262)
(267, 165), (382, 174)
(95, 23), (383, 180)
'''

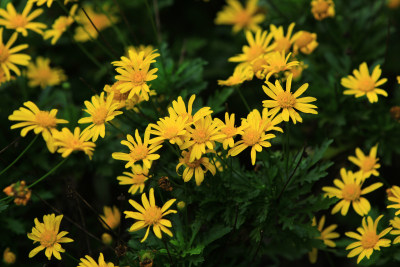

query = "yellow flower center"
(35, 67), (53, 82)
(0, 45), (10, 63)
(313, 1), (330, 13)
(90, 14), (110, 31)
(295, 32), (314, 48)
(277, 91), (296, 109)
(357, 77), (375, 92)
(10, 15), (28, 28)
(92, 107), (108, 125)
(130, 70), (146, 85)
(252, 58), (267, 74)
(35, 111), (57, 128)
(242, 128), (260, 146)
(361, 231), (379, 249)
(163, 126), (180, 139)
(192, 129), (209, 144)
(130, 145), (149, 161)
(274, 38), (291, 53)
(342, 184), (361, 201)
(234, 10), (251, 27)
(222, 125), (236, 138)
(361, 156), (376, 172)
(247, 45), (264, 62)
(40, 230), (57, 247)
(143, 206), (162, 225)
(133, 174), (147, 184)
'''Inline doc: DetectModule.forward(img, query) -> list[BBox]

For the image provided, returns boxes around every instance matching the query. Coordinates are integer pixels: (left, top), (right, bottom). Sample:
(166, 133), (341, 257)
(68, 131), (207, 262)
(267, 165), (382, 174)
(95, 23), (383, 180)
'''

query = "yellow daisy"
(44, 4), (77, 45)
(176, 148), (217, 186)
(262, 73), (317, 124)
(348, 144), (380, 180)
(125, 44), (155, 58)
(285, 61), (307, 81)
(78, 253), (116, 267)
(322, 168), (383, 216)
(8, 101), (68, 141)
(0, 2), (46, 37)
(148, 116), (187, 146)
(125, 188), (177, 242)
(218, 64), (252, 86)
(215, 0), (265, 33)
(264, 51), (299, 81)
(27, 214), (74, 260)
(52, 127), (96, 159)
(345, 215), (391, 264)
(387, 185), (400, 215)
(0, 28), (31, 80)
(117, 164), (150, 195)
(308, 216), (339, 264)
(112, 127), (162, 169)
(292, 31), (318, 55)
(103, 81), (130, 109)
(29, 0), (54, 8)
(78, 92), (123, 142)
(229, 29), (275, 65)
(341, 62), (388, 103)
(390, 217), (400, 244)
(100, 206), (121, 230)
(229, 109), (276, 165)
(250, 108), (283, 133)
(214, 112), (245, 150)
(168, 94), (212, 124)
(270, 22), (297, 53)
(27, 57), (67, 89)
(311, 0), (335, 21)
(113, 49), (160, 70)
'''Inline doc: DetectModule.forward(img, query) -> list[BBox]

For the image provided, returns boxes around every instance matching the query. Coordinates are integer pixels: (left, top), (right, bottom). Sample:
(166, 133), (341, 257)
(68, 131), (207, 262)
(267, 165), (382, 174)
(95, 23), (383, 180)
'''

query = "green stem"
(284, 122), (290, 180)
(28, 158), (68, 189)
(0, 135), (38, 177)
(143, 0), (160, 45)
(65, 252), (80, 263)
(235, 86), (251, 112)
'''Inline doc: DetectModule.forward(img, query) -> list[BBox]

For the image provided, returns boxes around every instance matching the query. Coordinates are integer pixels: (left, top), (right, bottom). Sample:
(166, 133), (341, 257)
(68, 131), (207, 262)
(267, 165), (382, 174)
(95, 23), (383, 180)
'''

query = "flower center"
(192, 129), (209, 144)
(130, 145), (149, 161)
(130, 70), (145, 85)
(133, 174), (147, 184)
(0, 45), (10, 63)
(242, 128), (260, 146)
(274, 38), (291, 53)
(163, 126), (179, 139)
(252, 58), (267, 74)
(40, 230), (57, 247)
(35, 111), (57, 128)
(143, 206), (162, 225)
(36, 67), (52, 81)
(277, 91), (296, 109)
(234, 10), (251, 27)
(10, 15), (28, 28)
(92, 107), (108, 125)
(361, 231), (379, 249)
(295, 32), (314, 48)
(357, 78), (375, 92)
(361, 156), (376, 172)
(247, 45), (264, 62)
(222, 126), (236, 138)
(342, 184), (361, 201)
(314, 1), (330, 13)
(90, 14), (110, 31)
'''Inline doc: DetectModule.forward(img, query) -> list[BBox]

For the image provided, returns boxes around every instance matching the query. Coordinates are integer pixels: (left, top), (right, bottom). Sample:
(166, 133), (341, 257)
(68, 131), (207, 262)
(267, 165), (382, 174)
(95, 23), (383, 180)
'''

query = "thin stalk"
(162, 238), (173, 265)
(235, 86), (251, 112)
(27, 158), (68, 189)
(0, 135), (38, 176)
(112, 0), (138, 45)
(284, 122), (290, 180)
(143, 0), (160, 44)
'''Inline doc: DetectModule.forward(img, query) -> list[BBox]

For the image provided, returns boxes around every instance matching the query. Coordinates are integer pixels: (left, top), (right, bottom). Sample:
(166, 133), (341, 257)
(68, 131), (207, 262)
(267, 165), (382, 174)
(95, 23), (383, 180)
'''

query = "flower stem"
(235, 86), (251, 112)
(0, 135), (38, 177)
(28, 158), (68, 189)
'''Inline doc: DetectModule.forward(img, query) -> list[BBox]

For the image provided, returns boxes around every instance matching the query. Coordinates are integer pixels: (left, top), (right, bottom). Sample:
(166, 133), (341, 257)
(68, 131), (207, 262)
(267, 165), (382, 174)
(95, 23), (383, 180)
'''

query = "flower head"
(3, 180), (31, 206)
(387, 185), (400, 215)
(345, 215), (391, 264)
(103, 81), (130, 109)
(77, 253), (116, 267)
(0, 28), (31, 80)
(218, 64), (252, 86)
(148, 115), (187, 146)
(44, 5), (77, 45)
(52, 127), (96, 159)
(125, 44), (155, 58)
(322, 168), (383, 216)
(113, 48), (160, 70)
(270, 22), (296, 53)
(215, 0), (266, 33)
(78, 92), (123, 142)
(341, 62), (388, 103)
(390, 217), (400, 244)
(27, 57), (67, 88)
(311, 0), (335, 20)
(100, 206), (121, 230)
(27, 214), (73, 260)
(292, 31), (318, 55)
(125, 188), (177, 242)
(214, 112), (245, 150)
(117, 164), (150, 195)
(168, 95), (212, 124)
(308, 216), (339, 263)
(264, 51), (299, 81)
(348, 144), (380, 180)
(112, 128), (162, 169)
(3, 248), (16, 264)
(262, 73), (317, 124)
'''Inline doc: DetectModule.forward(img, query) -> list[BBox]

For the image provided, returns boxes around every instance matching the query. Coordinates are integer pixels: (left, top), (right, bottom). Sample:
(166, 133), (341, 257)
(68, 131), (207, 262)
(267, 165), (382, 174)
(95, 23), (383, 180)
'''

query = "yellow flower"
(218, 64), (252, 86)
(168, 95), (212, 124)
(262, 73), (317, 124)
(180, 115), (225, 162)
(264, 51), (299, 81)
(113, 48), (160, 70)
(311, 0), (335, 21)
(52, 127), (96, 159)
(3, 180), (32, 206)
(348, 144), (380, 180)
(125, 45), (155, 58)
(125, 188), (177, 242)
(8, 101), (68, 141)
(77, 253), (116, 267)
(308, 216), (339, 264)
(341, 62), (388, 103)
(345, 215), (391, 264)
(229, 109), (276, 165)
(229, 29), (275, 65)
(387, 185), (400, 215)
(126, 89), (157, 112)
(3, 248), (16, 264)
(322, 168), (383, 216)
(74, 5), (117, 42)
(397, 76), (400, 84)
(27, 214), (74, 260)
(112, 128), (162, 169)
(0, 2), (46, 37)
(176, 149), (217, 186)
(100, 206), (121, 230)
(292, 31), (318, 55)
(0, 28), (31, 80)
(285, 61), (307, 80)
(214, 112), (245, 150)
(27, 57), (67, 89)
(78, 92), (123, 142)
(103, 81), (130, 109)
(148, 115), (187, 146)
(101, 233), (113, 245)
(117, 164), (150, 195)
(29, 0), (54, 8)
(270, 22), (296, 53)
(215, 0), (265, 33)
(390, 217), (400, 244)
(388, 0), (400, 8)
(44, 5), (77, 45)
(250, 108), (283, 133)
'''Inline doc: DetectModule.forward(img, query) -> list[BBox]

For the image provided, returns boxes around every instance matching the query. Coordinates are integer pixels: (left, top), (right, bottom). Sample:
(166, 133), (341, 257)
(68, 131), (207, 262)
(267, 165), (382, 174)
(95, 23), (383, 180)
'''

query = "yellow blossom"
(387, 185), (400, 215)
(168, 95), (212, 124)
(3, 248), (16, 264)
(264, 51), (299, 81)
(117, 164), (150, 195)
(44, 5), (77, 45)
(218, 64), (252, 86)
(52, 127), (96, 159)
(390, 217), (400, 244)
(100, 206), (121, 230)
(270, 22), (297, 53)
(292, 31), (318, 55)
(27, 57), (67, 88)
(77, 253), (116, 267)
(348, 144), (380, 180)
(311, 0), (335, 20)
(214, 112), (245, 150)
